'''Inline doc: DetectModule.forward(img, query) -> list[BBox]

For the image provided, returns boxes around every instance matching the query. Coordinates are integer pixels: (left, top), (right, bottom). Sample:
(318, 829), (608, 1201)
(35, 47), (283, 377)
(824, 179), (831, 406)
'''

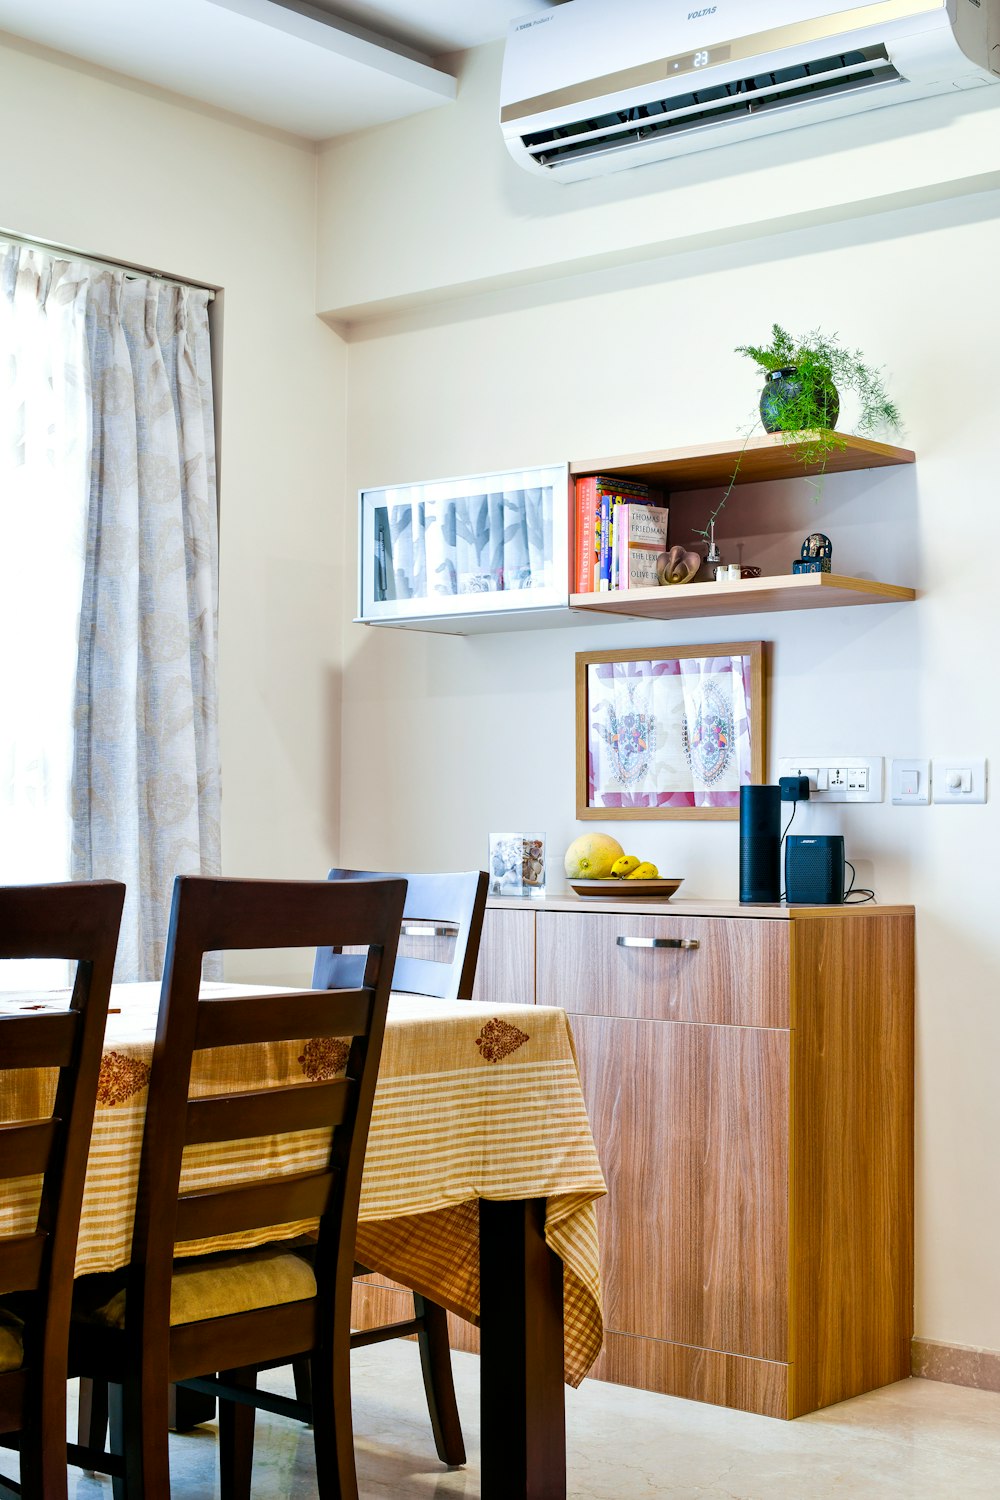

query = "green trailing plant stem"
(694, 323), (902, 541)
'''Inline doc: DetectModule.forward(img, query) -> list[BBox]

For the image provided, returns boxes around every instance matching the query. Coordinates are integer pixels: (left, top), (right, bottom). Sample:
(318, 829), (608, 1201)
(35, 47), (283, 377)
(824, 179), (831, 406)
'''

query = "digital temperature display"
(666, 44), (731, 76)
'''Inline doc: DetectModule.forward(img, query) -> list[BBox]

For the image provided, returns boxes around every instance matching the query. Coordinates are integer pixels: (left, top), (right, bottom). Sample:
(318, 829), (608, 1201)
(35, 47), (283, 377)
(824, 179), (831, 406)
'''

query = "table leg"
(479, 1197), (566, 1500)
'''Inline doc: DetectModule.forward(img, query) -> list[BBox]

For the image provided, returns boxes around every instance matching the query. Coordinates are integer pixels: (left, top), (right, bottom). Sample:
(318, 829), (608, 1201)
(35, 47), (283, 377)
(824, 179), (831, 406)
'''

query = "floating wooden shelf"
(570, 432), (915, 491)
(571, 572), (916, 622)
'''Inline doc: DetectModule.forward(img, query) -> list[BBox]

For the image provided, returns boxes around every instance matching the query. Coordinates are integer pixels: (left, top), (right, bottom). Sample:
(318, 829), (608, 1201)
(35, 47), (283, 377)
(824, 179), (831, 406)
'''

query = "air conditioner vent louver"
(522, 46), (899, 169)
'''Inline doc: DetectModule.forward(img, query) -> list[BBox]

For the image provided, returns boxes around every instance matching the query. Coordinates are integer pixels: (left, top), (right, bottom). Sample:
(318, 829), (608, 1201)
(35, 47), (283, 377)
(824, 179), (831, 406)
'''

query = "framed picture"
(488, 832), (546, 898)
(576, 642), (765, 821)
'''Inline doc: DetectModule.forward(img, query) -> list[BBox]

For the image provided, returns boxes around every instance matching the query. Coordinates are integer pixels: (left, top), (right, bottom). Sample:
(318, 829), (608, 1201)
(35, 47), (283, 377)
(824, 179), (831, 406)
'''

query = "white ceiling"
(0, 0), (562, 139)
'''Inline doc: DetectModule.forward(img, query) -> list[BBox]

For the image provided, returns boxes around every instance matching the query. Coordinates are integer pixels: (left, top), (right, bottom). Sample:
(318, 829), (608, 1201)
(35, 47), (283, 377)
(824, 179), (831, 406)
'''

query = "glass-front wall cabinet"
(358, 463), (570, 627)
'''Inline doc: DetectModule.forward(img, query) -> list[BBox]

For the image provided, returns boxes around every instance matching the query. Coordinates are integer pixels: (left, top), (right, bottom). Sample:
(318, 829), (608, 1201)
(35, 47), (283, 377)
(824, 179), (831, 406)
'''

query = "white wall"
(0, 31), (348, 887)
(322, 50), (1000, 1354)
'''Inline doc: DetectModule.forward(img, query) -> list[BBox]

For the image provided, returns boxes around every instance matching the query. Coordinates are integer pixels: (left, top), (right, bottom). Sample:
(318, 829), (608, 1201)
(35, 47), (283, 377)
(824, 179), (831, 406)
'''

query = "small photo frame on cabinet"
(575, 641), (766, 821)
(488, 833), (546, 898)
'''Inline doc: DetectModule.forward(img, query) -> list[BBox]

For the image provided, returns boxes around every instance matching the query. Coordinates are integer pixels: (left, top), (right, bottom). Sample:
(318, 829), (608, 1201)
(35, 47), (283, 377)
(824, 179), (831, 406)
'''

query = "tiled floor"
(52, 1347), (1000, 1498)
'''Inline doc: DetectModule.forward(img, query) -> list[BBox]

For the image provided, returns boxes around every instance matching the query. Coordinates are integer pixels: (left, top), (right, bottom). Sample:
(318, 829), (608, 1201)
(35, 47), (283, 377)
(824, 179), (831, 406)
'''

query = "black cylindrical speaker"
(739, 784), (781, 904)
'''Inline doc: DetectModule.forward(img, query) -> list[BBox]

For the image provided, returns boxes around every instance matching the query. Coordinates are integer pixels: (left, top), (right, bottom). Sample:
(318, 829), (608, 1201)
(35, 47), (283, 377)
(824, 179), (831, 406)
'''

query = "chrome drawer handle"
(401, 922), (457, 938)
(616, 936), (699, 951)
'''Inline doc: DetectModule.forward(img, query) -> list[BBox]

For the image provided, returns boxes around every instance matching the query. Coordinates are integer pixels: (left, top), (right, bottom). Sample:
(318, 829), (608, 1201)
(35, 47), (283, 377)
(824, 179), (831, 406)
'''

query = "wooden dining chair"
(313, 867), (488, 1002)
(305, 868), (488, 1468)
(0, 880), (124, 1500)
(68, 873), (406, 1500)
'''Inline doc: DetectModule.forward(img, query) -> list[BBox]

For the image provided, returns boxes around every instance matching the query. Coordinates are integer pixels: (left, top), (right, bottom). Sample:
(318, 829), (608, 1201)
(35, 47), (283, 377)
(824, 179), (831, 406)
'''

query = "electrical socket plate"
(777, 756), (884, 803)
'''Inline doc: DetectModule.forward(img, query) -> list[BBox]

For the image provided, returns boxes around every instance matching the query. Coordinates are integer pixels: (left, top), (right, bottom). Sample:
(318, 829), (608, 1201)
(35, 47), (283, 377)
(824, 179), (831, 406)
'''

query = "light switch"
(891, 759), (930, 806)
(933, 757), (987, 804)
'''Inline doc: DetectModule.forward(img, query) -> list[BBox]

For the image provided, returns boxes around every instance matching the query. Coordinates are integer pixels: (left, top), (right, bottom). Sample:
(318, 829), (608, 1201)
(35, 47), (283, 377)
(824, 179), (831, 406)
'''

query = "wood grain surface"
(569, 432), (915, 489)
(787, 912), (914, 1416)
(471, 906), (535, 1007)
(570, 573), (916, 622)
(589, 1332), (789, 1419)
(569, 1013), (789, 1363)
(537, 910), (790, 1028)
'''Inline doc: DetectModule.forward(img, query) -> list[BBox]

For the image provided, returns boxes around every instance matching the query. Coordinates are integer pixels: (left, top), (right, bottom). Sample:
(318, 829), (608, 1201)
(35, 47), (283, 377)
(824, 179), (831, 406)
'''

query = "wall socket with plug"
(776, 757), (884, 803)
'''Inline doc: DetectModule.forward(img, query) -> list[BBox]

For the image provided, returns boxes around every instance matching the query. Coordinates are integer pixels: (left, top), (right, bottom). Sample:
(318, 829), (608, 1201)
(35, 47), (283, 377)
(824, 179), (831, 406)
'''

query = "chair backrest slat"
(0, 1012), (78, 1069)
(0, 1119), (59, 1179)
(194, 989), (372, 1050)
(175, 1170), (337, 1244)
(312, 869), (488, 1001)
(185, 1080), (351, 1146)
(0, 1233), (46, 1297)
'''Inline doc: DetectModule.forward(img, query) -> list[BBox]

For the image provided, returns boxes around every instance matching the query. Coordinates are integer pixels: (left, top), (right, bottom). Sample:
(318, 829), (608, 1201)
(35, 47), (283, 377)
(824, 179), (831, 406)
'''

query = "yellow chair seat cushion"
(0, 1308), (24, 1373)
(88, 1248), (317, 1329)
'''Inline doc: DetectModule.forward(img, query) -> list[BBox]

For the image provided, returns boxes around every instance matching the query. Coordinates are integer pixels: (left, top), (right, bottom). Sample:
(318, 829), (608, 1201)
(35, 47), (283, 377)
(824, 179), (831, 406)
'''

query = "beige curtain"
(71, 270), (220, 981)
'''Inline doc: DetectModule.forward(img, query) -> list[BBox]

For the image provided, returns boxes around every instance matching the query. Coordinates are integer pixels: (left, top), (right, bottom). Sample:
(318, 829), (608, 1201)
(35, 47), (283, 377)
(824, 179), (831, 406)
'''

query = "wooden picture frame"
(575, 641), (766, 821)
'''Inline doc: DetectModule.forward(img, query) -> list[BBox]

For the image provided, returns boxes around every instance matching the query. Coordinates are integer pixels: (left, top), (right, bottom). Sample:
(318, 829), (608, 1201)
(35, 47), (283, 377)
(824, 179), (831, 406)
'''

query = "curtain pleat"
(71, 271), (220, 981)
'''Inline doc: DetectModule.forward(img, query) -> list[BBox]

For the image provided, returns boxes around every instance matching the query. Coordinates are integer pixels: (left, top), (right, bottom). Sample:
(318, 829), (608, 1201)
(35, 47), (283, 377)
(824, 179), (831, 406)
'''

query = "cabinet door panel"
(472, 907), (535, 1006)
(539, 911), (789, 1027)
(571, 1013), (789, 1362)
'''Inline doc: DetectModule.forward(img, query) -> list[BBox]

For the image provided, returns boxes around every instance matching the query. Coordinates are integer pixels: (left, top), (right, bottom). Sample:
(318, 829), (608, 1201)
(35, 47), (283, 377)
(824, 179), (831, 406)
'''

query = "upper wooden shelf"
(570, 432), (915, 491)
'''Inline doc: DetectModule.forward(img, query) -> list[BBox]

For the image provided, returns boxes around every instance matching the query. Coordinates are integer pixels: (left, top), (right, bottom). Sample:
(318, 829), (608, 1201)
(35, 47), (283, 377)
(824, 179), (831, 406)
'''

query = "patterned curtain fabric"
(72, 271), (220, 981)
(0, 238), (220, 984)
(0, 246), (92, 987)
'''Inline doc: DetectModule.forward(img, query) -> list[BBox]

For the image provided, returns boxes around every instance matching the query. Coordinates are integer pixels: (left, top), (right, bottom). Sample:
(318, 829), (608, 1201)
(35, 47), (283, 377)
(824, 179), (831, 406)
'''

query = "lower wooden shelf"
(570, 572), (915, 621)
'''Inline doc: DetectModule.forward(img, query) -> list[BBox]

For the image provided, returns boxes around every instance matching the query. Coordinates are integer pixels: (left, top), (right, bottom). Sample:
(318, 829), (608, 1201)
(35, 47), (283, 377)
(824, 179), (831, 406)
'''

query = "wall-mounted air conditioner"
(501, 0), (1000, 180)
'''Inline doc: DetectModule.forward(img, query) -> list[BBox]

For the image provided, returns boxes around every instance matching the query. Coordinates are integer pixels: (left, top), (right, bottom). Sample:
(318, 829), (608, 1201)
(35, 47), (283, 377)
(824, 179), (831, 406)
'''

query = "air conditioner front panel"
(501, 0), (951, 124)
(502, 0), (997, 179)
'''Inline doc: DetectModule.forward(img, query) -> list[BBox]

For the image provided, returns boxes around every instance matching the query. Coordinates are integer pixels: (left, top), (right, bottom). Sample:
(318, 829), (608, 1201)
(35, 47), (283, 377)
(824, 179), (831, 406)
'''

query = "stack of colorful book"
(573, 474), (668, 592)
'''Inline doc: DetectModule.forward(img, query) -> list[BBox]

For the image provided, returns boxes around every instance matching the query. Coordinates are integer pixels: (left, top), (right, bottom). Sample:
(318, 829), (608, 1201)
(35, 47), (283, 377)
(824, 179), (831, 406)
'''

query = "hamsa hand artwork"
(681, 677), (736, 787)
(591, 677), (656, 787)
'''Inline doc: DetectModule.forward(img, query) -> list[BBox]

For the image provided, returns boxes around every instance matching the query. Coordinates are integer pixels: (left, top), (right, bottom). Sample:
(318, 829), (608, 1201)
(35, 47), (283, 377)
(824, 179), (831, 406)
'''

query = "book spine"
(616, 504), (628, 591)
(598, 492), (611, 590)
(574, 476), (597, 594)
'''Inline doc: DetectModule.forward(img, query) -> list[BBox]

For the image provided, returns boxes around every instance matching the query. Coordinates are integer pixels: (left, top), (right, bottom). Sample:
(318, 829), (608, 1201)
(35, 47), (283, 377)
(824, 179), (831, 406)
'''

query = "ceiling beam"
(205, 0), (457, 97)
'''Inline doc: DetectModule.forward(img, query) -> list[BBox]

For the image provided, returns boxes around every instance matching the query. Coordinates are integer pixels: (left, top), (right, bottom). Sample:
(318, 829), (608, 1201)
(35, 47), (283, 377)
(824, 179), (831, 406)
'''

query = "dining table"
(0, 981), (607, 1500)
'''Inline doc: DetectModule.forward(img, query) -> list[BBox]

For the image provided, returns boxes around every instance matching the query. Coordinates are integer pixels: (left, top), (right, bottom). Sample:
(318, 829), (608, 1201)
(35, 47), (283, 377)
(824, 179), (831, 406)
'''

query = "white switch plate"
(777, 756), (883, 803)
(932, 756), (987, 804)
(891, 758), (930, 805)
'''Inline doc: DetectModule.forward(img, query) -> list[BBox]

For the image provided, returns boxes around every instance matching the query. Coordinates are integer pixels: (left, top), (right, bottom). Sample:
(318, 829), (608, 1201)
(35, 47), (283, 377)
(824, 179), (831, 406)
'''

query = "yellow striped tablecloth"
(0, 985), (606, 1387)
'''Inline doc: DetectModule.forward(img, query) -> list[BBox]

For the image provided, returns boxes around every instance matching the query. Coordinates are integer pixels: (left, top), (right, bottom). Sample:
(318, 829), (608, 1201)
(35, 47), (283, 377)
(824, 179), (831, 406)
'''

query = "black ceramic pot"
(759, 366), (840, 433)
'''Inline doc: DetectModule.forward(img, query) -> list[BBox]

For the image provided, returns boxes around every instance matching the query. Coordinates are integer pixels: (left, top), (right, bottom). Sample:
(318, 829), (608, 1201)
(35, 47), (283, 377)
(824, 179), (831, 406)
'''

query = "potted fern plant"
(735, 322), (901, 468)
(695, 324), (903, 550)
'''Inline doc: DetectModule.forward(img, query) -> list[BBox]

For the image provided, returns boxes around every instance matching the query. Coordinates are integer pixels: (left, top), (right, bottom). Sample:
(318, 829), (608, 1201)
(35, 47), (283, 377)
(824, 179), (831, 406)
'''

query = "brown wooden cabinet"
(482, 895), (914, 1419)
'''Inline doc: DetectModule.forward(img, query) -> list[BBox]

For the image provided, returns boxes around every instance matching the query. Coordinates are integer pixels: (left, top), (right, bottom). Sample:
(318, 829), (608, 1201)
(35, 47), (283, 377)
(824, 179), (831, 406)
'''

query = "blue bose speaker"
(785, 835), (846, 905)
